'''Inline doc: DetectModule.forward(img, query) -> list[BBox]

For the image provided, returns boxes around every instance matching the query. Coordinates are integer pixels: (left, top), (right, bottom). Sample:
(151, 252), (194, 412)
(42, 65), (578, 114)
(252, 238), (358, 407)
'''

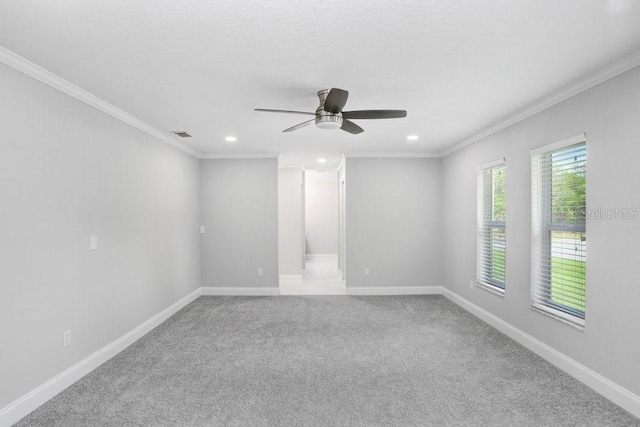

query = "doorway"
(303, 169), (340, 282)
(278, 159), (346, 295)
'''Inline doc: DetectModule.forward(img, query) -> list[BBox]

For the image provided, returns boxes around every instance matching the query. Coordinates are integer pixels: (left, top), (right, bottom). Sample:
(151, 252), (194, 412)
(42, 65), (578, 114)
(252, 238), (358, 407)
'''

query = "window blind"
(531, 135), (586, 326)
(477, 159), (506, 292)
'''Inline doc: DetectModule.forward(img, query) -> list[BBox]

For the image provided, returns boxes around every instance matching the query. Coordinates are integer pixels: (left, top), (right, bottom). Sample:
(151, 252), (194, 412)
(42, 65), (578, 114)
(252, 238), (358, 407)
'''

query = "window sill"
(476, 281), (505, 297)
(530, 303), (585, 330)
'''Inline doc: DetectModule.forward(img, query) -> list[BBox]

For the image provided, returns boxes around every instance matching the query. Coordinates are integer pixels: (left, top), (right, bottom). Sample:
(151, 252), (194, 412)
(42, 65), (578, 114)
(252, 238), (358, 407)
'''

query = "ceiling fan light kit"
(315, 113), (343, 129)
(255, 88), (407, 134)
(315, 89), (343, 129)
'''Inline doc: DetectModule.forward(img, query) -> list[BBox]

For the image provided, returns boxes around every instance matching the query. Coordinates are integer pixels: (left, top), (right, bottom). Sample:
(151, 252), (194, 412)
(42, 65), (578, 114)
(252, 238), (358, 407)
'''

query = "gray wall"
(442, 65), (640, 396)
(278, 168), (304, 275)
(0, 63), (201, 409)
(4, 48), (639, 414)
(305, 170), (339, 255)
(346, 158), (442, 288)
(200, 159), (278, 287)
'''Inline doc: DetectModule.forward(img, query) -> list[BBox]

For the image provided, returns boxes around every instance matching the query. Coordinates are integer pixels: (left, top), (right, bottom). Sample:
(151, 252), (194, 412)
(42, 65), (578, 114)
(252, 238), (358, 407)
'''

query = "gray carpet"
(16, 296), (640, 426)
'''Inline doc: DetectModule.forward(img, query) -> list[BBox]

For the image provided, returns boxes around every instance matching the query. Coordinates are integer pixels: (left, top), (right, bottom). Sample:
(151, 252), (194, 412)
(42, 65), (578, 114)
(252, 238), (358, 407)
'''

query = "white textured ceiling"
(1, 1), (640, 169)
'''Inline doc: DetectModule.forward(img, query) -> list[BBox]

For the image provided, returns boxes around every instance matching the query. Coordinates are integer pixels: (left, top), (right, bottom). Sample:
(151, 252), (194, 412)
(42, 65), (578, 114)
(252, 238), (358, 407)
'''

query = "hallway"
(279, 254), (346, 295)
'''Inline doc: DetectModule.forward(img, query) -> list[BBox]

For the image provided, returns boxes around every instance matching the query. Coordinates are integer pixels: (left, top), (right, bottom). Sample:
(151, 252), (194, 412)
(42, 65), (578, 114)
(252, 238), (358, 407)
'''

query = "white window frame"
(477, 158), (506, 295)
(531, 134), (587, 328)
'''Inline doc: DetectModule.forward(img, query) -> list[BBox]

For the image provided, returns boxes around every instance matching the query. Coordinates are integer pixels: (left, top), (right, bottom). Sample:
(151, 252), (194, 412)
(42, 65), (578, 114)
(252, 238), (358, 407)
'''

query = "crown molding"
(346, 151), (442, 158)
(0, 46), (202, 158)
(200, 153), (279, 160)
(7, 42), (638, 162)
(441, 49), (640, 157)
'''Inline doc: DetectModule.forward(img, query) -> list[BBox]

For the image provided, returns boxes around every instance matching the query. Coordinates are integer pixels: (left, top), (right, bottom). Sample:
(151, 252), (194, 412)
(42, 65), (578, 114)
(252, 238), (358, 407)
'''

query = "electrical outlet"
(364, 268), (370, 276)
(63, 330), (71, 347)
(257, 268), (264, 277)
(470, 280), (474, 289)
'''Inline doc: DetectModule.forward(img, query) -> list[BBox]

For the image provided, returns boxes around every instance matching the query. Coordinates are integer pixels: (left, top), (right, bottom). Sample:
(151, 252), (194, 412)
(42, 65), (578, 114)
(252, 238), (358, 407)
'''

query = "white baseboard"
(0, 287), (202, 427)
(441, 287), (640, 419)
(201, 286), (280, 296)
(346, 286), (441, 295)
(5, 285), (638, 424)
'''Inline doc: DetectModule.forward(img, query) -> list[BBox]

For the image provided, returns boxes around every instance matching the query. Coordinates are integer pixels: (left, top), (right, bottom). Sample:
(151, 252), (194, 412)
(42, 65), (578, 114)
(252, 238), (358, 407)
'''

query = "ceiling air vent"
(172, 131), (192, 138)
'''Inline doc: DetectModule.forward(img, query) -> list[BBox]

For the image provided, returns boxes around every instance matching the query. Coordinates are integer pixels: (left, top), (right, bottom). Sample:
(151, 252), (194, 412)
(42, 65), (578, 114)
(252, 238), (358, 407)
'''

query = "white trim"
(201, 286), (280, 296)
(531, 303), (585, 330)
(346, 286), (441, 295)
(0, 46), (202, 159)
(442, 49), (640, 157)
(530, 133), (586, 156)
(345, 152), (441, 159)
(3, 43), (639, 163)
(200, 153), (279, 159)
(0, 287), (202, 427)
(4, 285), (639, 424)
(476, 281), (506, 297)
(441, 287), (640, 419)
(476, 157), (506, 171)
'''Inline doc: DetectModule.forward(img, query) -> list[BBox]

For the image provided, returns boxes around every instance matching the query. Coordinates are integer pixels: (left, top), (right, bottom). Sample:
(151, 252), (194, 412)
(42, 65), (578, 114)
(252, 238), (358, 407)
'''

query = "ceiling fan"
(255, 88), (407, 134)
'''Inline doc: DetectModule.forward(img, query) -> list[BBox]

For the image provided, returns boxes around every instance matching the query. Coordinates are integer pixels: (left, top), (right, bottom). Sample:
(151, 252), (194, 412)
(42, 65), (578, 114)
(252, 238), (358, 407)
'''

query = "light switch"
(199, 225), (206, 234)
(89, 235), (97, 251)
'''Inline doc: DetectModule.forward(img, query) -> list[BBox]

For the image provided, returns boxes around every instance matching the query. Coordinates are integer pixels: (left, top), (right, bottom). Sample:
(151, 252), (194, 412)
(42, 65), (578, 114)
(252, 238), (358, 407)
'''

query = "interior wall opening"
(277, 156), (346, 295)
(304, 169), (341, 282)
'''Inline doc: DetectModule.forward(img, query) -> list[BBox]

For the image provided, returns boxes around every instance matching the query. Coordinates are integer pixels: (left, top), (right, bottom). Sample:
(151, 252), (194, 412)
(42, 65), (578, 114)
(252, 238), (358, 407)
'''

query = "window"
(477, 159), (506, 293)
(531, 134), (586, 327)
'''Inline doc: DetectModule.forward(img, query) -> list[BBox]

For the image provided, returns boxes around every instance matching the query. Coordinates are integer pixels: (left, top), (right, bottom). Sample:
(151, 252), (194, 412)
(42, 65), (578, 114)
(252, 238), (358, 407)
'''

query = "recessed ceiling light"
(225, 136), (237, 142)
(317, 158), (327, 163)
(406, 135), (419, 141)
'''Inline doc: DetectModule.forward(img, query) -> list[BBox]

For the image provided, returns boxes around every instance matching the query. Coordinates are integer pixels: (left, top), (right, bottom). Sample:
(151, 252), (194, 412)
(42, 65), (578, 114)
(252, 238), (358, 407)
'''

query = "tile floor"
(279, 254), (346, 295)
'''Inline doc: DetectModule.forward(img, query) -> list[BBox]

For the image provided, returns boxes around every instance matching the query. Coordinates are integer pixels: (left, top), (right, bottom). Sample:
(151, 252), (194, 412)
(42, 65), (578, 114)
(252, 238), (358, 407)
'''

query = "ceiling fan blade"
(342, 110), (407, 120)
(324, 88), (349, 113)
(255, 108), (316, 116)
(283, 118), (316, 133)
(341, 119), (364, 134)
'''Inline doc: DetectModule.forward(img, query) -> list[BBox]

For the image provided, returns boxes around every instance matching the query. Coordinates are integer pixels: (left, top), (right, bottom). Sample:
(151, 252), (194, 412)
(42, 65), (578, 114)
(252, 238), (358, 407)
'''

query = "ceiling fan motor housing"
(254, 87), (405, 134)
(315, 89), (343, 129)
